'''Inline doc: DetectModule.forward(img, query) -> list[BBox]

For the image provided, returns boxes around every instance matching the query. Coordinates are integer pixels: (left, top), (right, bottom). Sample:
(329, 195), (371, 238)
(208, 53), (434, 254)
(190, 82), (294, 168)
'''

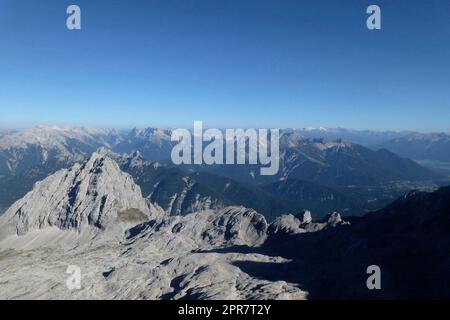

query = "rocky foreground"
(0, 150), (345, 300)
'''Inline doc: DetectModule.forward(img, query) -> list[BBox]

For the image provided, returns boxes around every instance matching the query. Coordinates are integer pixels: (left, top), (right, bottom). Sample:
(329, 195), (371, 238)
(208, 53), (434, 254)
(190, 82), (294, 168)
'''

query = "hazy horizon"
(1, 0), (450, 132)
(1, 123), (450, 135)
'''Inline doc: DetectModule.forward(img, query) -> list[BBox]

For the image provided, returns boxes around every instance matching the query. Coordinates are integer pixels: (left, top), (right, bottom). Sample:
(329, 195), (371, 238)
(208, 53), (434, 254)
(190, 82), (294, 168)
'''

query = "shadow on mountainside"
(218, 227), (450, 299)
(206, 187), (450, 299)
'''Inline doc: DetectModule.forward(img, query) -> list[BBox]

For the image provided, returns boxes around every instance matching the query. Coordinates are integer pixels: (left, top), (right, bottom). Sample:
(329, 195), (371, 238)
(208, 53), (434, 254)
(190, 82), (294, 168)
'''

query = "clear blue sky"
(0, 0), (449, 131)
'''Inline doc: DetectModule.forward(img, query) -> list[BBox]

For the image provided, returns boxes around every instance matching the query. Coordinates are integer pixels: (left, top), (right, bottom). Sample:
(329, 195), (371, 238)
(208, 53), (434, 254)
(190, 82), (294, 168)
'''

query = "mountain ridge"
(0, 149), (163, 247)
(0, 126), (445, 218)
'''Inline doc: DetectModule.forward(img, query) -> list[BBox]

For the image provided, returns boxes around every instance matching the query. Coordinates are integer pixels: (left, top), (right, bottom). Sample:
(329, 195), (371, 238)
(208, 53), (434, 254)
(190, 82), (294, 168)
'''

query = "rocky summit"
(0, 149), (164, 248)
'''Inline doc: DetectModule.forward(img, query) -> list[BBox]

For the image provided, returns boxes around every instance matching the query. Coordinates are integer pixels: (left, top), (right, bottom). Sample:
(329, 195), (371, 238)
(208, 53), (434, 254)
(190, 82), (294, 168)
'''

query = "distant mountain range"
(288, 128), (450, 168)
(107, 150), (366, 220)
(113, 127), (174, 162)
(377, 132), (450, 162)
(0, 126), (446, 218)
(292, 127), (414, 147)
(0, 126), (121, 213)
(192, 132), (440, 187)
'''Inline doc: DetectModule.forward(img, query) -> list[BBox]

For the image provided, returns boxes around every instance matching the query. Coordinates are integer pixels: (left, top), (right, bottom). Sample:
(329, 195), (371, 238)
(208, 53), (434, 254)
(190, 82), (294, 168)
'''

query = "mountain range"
(0, 126), (446, 218)
(0, 126), (120, 213)
(292, 127), (414, 147)
(109, 150), (364, 219)
(192, 133), (440, 186)
(378, 132), (450, 164)
(0, 149), (449, 299)
(289, 128), (450, 172)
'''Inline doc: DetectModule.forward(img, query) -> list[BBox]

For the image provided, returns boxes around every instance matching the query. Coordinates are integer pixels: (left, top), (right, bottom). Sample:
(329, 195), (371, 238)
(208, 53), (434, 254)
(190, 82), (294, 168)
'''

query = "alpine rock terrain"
(0, 131), (449, 299)
(0, 150), (311, 299)
(0, 149), (163, 247)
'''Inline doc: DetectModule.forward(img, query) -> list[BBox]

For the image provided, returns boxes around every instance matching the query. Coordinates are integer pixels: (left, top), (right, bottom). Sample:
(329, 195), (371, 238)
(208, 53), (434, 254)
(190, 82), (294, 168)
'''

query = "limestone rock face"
(126, 206), (268, 250)
(0, 149), (163, 241)
(201, 207), (268, 247)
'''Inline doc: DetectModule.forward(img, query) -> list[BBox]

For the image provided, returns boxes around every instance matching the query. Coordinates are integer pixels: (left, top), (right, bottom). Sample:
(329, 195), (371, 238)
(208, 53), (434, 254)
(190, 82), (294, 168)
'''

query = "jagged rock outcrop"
(0, 149), (163, 244)
(268, 210), (349, 237)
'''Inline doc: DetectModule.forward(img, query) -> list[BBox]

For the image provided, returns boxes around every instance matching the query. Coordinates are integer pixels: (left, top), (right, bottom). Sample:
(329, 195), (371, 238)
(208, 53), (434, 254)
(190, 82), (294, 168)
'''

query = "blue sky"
(0, 0), (449, 131)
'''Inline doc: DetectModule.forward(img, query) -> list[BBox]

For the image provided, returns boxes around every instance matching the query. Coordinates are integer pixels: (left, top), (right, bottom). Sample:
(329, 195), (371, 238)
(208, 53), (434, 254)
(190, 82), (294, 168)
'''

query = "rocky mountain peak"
(0, 151), (163, 242)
